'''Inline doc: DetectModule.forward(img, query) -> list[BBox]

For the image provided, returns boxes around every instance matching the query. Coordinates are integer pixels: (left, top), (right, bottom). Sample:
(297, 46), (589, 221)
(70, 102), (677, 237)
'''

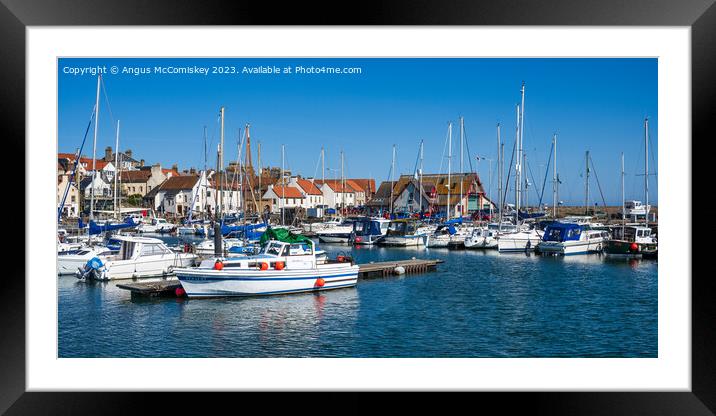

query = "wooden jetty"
(117, 258), (444, 297)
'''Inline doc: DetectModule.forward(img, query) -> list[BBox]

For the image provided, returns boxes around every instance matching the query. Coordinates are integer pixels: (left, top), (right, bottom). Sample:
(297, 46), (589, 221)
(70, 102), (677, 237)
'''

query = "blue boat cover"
(541, 222), (583, 242)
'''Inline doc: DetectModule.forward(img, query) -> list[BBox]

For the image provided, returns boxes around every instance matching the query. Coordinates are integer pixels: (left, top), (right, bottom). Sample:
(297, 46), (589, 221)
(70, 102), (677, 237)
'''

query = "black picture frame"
(2, 0), (713, 413)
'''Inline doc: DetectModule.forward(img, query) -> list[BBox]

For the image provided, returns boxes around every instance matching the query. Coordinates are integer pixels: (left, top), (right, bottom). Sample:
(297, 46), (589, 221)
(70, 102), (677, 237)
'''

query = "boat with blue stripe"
(174, 231), (359, 297)
(536, 222), (610, 255)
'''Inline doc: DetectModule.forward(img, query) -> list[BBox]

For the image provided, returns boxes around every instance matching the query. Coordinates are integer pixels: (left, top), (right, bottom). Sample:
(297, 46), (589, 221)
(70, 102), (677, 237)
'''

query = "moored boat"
(604, 225), (657, 259)
(175, 237), (358, 298)
(77, 235), (197, 280)
(379, 219), (428, 246)
(536, 222), (609, 255)
(349, 217), (390, 245)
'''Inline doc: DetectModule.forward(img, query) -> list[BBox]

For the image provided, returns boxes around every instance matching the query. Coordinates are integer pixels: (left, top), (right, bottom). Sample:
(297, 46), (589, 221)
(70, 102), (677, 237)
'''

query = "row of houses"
(58, 148), (492, 220)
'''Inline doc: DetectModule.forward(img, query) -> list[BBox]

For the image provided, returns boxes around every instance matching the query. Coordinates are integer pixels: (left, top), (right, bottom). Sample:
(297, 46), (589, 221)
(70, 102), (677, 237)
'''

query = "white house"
(80, 173), (112, 198)
(289, 177), (324, 209)
(57, 160), (80, 218)
(315, 180), (356, 209)
(262, 184), (306, 214)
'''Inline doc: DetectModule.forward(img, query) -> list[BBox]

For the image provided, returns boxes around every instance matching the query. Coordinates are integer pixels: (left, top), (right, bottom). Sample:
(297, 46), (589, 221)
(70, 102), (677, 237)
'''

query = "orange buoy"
(275, 261), (285, 270)
(260, 262), (269, 271)
(213, 260), (224, 270)
(337, 255), (345, 262)
(629, 243), (639, 252)
(315, 278), (325, 288)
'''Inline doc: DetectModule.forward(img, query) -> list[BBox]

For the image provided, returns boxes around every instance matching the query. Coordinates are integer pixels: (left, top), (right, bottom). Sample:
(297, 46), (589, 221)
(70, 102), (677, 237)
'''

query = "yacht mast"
(256, 141), (258, 216)
(447, 121), (452, 220)
(514, 103), (521, 222)
(341, 150), (345, 214)
(219, 106), (225, 219)
(497, 123), (502, 223)
(518, 82), (526, 220)
(644, 117), (650, 227)
(419, 139), (424, 214)
(203, 126), (207, 216)
(390, 144), (396, 215)
(113, 119), (120, 220)
(585, 150), (590, 215)
(459, 116), (464, 218)
(621, 151), (625, 232)
(90, 74), (101, 222)
(552, 133), (557, 218)
(281, 144), (285, 226)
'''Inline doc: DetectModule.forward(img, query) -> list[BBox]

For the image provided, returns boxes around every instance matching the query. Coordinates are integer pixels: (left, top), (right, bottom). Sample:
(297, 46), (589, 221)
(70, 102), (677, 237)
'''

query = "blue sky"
(58, 58), (657, 206)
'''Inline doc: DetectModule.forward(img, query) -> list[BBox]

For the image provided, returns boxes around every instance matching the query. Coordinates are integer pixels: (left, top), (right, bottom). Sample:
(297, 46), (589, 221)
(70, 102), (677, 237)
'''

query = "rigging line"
(412, 141), (421, 176)
(100, 76), (117, 129)
(312, 149), (321, 181)
(58, 105), (96, 221)
(501, 137), (517, 210)
(438, 123), (450, 176)
(538, 142), (553, 207)
(589, 154), (608, 209)
(526, 158), (541, 206)
(462, 123), (475, 174)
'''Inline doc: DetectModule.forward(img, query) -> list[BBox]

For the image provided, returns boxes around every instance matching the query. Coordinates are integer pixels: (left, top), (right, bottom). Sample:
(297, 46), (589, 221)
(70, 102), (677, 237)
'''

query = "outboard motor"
(76, 256), (105, 281)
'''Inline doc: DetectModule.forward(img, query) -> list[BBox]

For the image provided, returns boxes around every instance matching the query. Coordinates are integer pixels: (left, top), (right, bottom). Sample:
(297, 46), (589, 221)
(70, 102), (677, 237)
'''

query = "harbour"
(59, 234), (657, 358)
(56, 58), (659, 359)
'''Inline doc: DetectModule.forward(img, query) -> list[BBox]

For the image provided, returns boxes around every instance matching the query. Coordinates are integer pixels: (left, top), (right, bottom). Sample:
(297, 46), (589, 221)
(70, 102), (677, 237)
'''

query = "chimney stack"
(105, 146), (112, 161)
(140, 159), (145, 167)
(125, 149), (133, 159)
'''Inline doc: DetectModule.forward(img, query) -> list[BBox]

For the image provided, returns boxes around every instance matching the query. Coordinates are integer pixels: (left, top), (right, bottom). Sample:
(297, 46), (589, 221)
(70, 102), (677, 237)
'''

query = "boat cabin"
(353, 217), (389, 237)
(542, 222), (583, 242)
(612, 225), (654, 243)
(386, 219), (422, 236)
(115, 236), (174, 260)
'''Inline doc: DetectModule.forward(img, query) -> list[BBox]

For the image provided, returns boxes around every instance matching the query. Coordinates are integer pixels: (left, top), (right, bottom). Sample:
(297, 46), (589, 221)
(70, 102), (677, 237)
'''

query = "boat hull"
(380, 234), (426, 246)
(604, 239), (657, 259)
(317, 233), (351, 243)
(537, 238), (606, 255)
(175, 264), (359, 297)
(497, 232), (542, 252)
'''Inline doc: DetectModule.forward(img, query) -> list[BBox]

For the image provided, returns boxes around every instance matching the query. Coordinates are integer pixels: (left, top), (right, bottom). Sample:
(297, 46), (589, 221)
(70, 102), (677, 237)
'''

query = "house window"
(71, 196), (76, 203)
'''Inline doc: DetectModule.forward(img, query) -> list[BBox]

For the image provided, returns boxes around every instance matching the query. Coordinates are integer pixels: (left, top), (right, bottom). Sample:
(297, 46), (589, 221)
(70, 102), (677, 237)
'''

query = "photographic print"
(56, 57), (658, 359)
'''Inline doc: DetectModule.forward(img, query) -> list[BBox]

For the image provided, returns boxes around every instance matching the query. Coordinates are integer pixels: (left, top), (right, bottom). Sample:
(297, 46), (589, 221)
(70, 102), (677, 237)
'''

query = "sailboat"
(497, 83), (543, 253)
(604, 118), (658, 258)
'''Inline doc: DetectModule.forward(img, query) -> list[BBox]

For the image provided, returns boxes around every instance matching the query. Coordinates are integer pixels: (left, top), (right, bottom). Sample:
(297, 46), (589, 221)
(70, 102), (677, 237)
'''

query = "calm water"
(58, 234), (657, 358)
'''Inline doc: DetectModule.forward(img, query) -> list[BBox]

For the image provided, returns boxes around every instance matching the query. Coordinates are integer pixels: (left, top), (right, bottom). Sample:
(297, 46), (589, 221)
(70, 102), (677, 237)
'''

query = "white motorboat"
(425, 224), (456, 248)
(315, 218), (356, 243)
(57, 244), (117, 275)
(379, 219), (428, 246)
(536, 222), (610, 255)
(193, 238), (251, 256)
(302, 217), (343, 233)
(77, 236), (197, 281)
(174, 239), (359, 297)
(497, 227), (543, 253)
(349, 217), (390, 245)
(464, 226), (499, 249)
(137, 218), (175, 233)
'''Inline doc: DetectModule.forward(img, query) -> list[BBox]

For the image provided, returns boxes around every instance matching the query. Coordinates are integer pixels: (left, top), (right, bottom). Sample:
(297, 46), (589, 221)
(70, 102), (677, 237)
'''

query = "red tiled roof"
(160, 175), (200, 190)
(296, 179), (322, 195)
(271, 186), (305, 198)
(350, 178), (376, 194)
(58, 154), (111, 171)
(345, 180), (365, 193)
(119, 170), (152, 182)
(315, 179), (355, 193)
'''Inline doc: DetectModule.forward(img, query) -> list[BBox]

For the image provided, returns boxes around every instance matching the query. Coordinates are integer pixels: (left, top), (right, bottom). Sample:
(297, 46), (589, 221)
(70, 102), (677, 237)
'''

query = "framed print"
(2, 0), (714, 413)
